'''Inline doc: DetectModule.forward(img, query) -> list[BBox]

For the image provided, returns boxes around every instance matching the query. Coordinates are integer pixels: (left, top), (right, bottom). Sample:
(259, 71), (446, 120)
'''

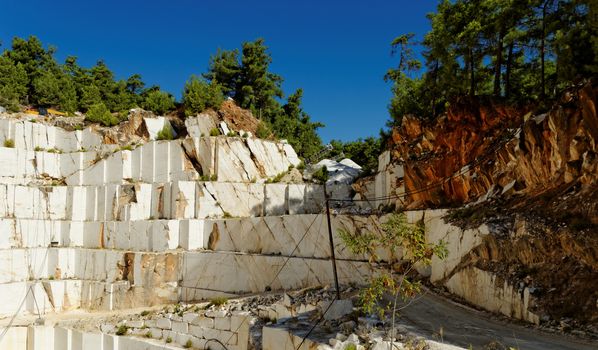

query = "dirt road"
(398, 292), (597, 350)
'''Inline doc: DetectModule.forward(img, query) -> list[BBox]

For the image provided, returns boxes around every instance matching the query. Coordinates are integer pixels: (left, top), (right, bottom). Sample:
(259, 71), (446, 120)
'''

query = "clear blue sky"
(0, 0), (437, 142)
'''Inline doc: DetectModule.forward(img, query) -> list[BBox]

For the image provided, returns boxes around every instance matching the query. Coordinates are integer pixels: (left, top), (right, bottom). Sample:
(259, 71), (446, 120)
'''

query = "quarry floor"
(399, 292), (597, 350)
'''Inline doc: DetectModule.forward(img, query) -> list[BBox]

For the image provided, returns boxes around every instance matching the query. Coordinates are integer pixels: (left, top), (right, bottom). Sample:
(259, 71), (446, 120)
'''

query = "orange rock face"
(389, 82), (598, 210)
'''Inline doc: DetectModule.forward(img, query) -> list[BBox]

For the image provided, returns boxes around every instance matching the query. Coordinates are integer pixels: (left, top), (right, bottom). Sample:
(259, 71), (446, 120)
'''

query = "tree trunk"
(470, 48), (475, 96)
(540, 2), (547, 99)
(494, 25), (505, 96)
(505, 42), (514, 99)
(431, 60), (439, 117)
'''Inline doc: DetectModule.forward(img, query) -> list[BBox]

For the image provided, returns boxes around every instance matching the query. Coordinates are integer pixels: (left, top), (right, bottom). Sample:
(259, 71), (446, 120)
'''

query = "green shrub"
(165, 336), (172, 343)
(140, 310), (150, 317)
(142, 90), (175, 115)
(34, 146), (44, 152)
(210, 174), (218, 181)
(209, 128), (220, 136)
(115, 325), (128, 336)
(344, 344), (357, 350)
(296, 161), (305, 170)
(144, 331), (152, 338)
(85, 103), (119, 127)
(312, 166), (328, 183)
(255, 122), (271, 139)
(183, 339), (193, 348)
(209, 296), (228, 307)
(182, 76), (224, 116)
(242, 132), (249, 138)
(3, 139), (14, 148)
(156, 124), (174, 140)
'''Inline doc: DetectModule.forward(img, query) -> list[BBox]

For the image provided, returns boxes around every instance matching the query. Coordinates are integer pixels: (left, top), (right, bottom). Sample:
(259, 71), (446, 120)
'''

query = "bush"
(312, 166), (328, 183)
(3, 139), (14, 148)
(165, 336), (172, 343)
(115, 325), (128, 336)
(156, 124), (174, 140)
(209, 128), (220, 136)
(85, 103), (119, 126)
(142, 90), (175, 115)
(255, 122), (271, 139)
(183, 339), (193, 348)
(182, 76), (224, 116)
(209, 296), (228, 307)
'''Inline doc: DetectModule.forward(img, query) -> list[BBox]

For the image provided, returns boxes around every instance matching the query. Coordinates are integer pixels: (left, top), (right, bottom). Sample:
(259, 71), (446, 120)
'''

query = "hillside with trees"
(386, 0), (597, 127)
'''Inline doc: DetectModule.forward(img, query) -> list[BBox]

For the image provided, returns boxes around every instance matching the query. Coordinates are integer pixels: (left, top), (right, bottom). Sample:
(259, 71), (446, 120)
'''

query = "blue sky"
(0, 0), (437, 142)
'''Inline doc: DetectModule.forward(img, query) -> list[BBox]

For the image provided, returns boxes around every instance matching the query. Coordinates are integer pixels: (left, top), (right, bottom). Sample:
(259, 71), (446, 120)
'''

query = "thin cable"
(295, 293), (339, 350)
(221, 212), (324, 347)
(330, 126), (522, 203)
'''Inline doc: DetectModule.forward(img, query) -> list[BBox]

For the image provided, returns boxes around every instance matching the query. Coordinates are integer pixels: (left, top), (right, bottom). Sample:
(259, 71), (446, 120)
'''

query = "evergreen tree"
(142, 89), (175, 115)
(203, 48), (240, 97)
(0, 56), (28, 110)
(235, 39), (284, 120)
(182, 76), (224, 116)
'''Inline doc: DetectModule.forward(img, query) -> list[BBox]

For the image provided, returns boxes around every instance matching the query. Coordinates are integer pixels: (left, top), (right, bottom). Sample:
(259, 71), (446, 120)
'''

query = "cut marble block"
(185, 214), (383, 260)
(66, 140), (199, 185)
(185, 113), (218, 138)
(183, 136), (301, 182)
(0, 148), (98, 184)
(144, 117), (177, 141)
(179, 219), (205, 250)
(0, 118), (103, 152)
(180, 251), (371, 300)
(245, 137), (299, 176)
(0, 182), (327, 222)
(202, 182), (264, 217)
(264, 183), (288, 215)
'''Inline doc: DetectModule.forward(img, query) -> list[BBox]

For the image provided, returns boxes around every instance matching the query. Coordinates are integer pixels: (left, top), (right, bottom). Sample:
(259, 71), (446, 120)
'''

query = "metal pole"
(324, 184), (341, 300)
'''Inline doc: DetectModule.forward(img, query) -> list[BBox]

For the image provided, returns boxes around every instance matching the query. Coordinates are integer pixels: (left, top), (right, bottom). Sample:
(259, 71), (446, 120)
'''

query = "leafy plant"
(141, 89), (175, 115)
(209, 128), (220, 136)
(156, 124), (174, 140)
(255, 122), (271, 139)
(338, 213), (447, 341)
(183, 339), (193, 348)
(209, 296), (228, 307)
(115, 324), (128, 336)
(3, 139), (14, 148)
(165, 336), (172, 343)
(85, 103), (119, 126)
(182, 76), (224, 116)
(312, 166), (328, 183)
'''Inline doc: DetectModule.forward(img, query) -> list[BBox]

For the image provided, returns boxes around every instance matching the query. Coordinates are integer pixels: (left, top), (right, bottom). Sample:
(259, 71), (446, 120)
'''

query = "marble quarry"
(0, 114), (545, 349)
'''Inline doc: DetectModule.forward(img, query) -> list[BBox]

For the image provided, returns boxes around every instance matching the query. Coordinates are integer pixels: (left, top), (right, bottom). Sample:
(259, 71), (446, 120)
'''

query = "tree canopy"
(387, 0), (598, 127)
(0, 35), (174, 117)
(202, 39), (324, 159)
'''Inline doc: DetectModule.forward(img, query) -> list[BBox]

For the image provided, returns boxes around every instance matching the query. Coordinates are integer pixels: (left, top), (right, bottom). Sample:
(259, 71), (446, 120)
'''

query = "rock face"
(362, 82), (598, 212)
(0, 104), (366, 323)
(352, 81), (598, 327)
